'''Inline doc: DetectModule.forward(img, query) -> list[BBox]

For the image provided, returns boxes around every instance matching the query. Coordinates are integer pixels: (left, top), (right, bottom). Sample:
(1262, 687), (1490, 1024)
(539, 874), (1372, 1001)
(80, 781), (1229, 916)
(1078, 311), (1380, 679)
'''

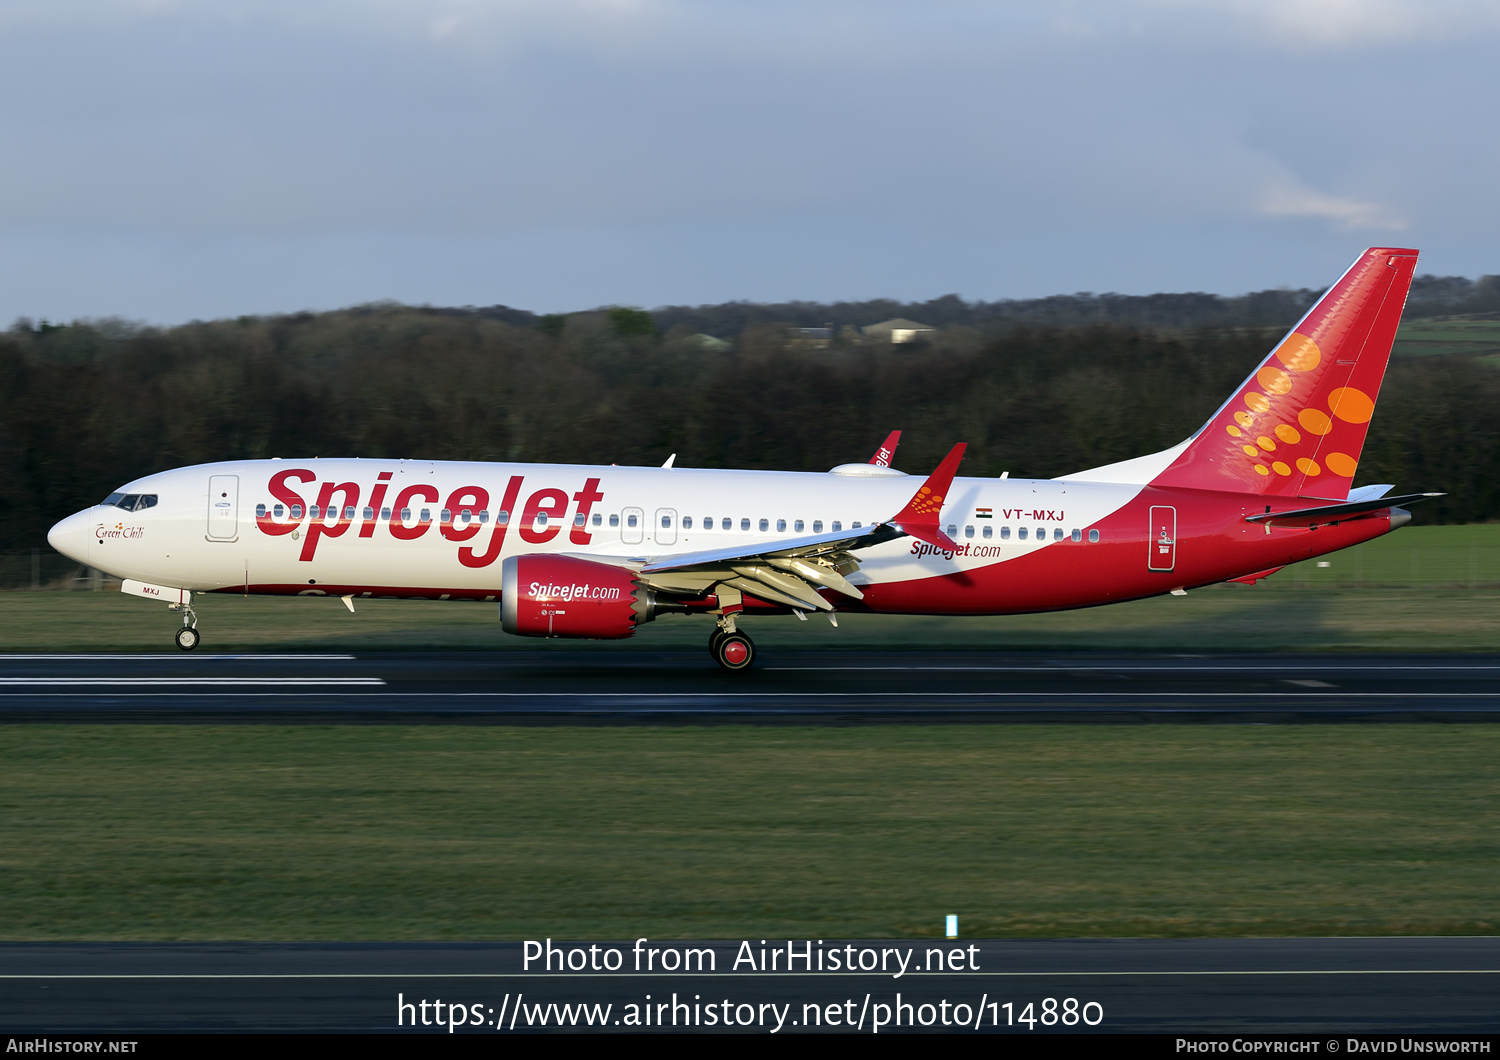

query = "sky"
(1, 0), (1497, 324)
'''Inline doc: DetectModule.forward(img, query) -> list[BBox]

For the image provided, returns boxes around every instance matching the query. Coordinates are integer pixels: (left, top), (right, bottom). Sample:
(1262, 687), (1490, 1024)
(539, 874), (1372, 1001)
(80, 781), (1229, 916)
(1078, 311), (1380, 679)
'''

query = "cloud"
(1144, 0), (1500, 49)
(1258, 183), (1407, 231)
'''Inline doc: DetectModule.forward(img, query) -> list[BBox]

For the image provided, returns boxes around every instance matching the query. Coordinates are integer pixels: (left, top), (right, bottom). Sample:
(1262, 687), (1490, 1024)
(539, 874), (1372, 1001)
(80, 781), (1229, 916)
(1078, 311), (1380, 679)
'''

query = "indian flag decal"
(975, 508), (993, 519)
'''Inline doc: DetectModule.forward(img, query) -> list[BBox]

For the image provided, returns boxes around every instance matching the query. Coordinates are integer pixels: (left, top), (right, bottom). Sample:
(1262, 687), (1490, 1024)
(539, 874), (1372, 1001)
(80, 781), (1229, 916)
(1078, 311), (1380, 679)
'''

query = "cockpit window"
(101, 493), (157, 512)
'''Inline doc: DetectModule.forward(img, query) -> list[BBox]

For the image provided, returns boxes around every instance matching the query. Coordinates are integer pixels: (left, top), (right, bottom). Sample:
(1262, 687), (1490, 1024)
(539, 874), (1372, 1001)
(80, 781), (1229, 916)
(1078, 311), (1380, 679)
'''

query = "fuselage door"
(621, 506), (644, 545)
(1148, 505), (1176, 571)
(654, 508), (677, 547)
(207, 475), (239, 541)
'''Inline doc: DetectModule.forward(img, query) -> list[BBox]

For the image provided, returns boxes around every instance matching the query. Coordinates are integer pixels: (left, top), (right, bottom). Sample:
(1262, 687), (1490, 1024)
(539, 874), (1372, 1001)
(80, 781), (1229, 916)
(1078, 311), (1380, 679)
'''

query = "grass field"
(4, 527), (1498, 943)
(1393, 317), (1500, 360)
(3, 525), (1497, 652)
(3, 725), (1499, 941)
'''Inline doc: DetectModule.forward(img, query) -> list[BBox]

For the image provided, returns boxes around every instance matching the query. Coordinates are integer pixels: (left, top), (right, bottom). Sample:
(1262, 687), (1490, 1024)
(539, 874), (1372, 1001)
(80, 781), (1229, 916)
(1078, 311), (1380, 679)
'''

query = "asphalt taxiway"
(3, 651), (1500, 722)
(1, 937), (1497, 1033)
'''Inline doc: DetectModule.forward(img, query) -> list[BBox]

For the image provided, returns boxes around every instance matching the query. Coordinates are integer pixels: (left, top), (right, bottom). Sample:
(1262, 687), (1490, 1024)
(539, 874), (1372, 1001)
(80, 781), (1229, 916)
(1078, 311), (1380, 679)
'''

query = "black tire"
(714, 631), (755, 672)
(175, 626), (200, 651)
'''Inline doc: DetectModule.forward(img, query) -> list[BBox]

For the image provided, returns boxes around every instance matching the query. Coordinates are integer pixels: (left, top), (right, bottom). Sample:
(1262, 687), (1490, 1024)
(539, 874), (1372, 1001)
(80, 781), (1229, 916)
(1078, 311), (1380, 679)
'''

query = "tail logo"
(1223, 333), (1378, 482)
(1151, 247), (1418, 499)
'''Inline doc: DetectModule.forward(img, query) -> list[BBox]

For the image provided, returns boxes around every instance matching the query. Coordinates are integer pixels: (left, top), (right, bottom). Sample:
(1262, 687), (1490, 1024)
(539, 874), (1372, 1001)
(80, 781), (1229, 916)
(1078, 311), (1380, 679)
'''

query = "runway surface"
(2, 650), (1500, 725)
(2, 651), (1500, 722)
(2, 938), (1497, 1033)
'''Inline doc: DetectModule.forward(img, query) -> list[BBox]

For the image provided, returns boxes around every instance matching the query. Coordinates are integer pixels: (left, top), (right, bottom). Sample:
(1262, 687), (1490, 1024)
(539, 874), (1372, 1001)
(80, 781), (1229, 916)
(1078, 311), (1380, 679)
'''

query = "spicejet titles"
(257, 469), (605, 565)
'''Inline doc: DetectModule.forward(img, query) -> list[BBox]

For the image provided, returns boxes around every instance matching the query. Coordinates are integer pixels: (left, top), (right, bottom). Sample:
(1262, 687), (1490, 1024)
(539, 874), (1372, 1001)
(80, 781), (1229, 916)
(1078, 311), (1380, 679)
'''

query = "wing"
(577, 443), (968, 613)
(868, 430), (901, 468)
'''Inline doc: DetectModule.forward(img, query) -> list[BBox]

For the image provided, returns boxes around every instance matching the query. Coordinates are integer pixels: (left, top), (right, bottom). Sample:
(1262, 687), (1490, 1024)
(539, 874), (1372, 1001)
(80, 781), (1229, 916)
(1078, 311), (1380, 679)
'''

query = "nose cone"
(47, 509), (94, 566)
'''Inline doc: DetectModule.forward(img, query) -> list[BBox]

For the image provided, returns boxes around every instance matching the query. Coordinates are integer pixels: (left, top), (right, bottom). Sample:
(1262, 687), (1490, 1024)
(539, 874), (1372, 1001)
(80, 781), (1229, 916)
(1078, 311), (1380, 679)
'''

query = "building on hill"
(691, 333), (731, 352)
(861, 318), (935, 344)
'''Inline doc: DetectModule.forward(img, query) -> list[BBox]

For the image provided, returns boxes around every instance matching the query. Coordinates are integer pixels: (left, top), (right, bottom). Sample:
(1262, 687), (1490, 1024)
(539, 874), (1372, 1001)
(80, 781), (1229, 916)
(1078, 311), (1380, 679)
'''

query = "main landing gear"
(710, 620), (755, 672)
(171, 601), (200, 651)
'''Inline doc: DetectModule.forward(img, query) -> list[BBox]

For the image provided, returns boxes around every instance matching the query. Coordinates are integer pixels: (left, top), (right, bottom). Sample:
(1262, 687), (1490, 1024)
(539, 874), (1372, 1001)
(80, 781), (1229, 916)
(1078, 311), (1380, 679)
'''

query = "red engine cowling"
(500, 554), (650, 639)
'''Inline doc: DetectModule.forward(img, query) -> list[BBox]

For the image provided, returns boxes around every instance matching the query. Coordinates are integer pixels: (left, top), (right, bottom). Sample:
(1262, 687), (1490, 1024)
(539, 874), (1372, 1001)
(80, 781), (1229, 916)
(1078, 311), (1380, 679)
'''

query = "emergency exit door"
(207, 475), (239, 541)
(1148, 505), (1176, 571)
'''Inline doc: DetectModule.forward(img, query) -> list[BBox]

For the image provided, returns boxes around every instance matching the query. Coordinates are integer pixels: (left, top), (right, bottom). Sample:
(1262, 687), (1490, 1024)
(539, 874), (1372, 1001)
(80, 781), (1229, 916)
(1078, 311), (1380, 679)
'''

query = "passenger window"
(343, 506), (355, 520)
(1054, 528), (1065, 541)
(441, 509), (452, 524)
(1000, 526), (1009, 540)
(1018, 527), (1027, 540)
(574, 513), (586, 527)
(776, 519), (786, 532)
(479, 510), (489, 524)
(964, 525), (974, 539)
(946, 524), (957, 537)
(255, 503), (267, 518)
(759, 518), (769, 531)
(1071, 528), (1082, 542)
(291, 504), (303, 519)
(609, 513), (618, 527)
(683, 516), (693, 529)
(724, 518), (733, 530)
(794, 520), (804, 532)
(627, 514), (637, 528)
(536, 512), (548, 527)
(363, 507), (374, 520)
(852, 522), (861, 529)
(310, 505), (322, 519)
(832, 521), (842, 532)
(982, 525), (992, 539)
(813, 521), (822, 533)
(661, 515), (672, 529)
(592, 513), (601, 526)
(419, 509), (432, 523)
(1034, 526), (1043, 539)
(274, 504), (285, 518)
(741, 518), (750, 531)
(1089, 529), (1100, 543)
(498, 510), (510, 525)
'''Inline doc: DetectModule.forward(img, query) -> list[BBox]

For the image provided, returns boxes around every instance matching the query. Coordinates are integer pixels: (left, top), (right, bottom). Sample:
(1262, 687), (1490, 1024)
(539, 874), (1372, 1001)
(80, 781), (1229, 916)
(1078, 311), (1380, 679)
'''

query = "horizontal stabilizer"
(1227, 566), (1284, 584)
(1245, 492), (1442, 527)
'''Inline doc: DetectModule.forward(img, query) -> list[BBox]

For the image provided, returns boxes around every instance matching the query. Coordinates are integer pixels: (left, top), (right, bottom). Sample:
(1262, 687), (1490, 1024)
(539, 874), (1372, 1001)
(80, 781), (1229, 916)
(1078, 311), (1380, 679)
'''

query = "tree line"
(1, 290), (1497, 556)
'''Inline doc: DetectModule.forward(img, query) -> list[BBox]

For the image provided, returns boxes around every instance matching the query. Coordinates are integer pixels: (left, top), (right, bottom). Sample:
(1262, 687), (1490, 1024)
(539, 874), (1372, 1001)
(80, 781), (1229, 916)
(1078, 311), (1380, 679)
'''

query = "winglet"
(889, 442), (966, 549)
(868, 430), (901, 468)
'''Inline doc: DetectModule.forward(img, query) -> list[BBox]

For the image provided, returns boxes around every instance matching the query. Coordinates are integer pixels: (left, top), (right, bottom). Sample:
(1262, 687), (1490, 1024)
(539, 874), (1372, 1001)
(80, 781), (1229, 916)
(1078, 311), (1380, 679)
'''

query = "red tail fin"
(1151, 247), (1418, 500)
(889, 442), (966, 549)
(869, 430), (901, 468)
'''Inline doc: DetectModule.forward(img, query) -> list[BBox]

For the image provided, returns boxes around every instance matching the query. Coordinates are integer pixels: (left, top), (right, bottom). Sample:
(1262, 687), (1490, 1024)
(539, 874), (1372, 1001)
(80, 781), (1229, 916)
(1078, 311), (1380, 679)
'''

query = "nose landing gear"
(170, 600), (199, 651)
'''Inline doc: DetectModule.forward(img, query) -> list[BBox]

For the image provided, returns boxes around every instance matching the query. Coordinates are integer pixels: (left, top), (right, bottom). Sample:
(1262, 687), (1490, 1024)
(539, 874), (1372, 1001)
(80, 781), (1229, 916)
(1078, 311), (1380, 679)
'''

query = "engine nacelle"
(500, 554), (651, 639)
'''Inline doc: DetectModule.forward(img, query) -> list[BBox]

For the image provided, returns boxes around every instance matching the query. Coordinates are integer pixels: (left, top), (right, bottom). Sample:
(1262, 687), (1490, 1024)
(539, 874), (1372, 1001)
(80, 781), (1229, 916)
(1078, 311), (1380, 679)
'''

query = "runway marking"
(0, 678), (385, 687)
(3, 690), (1500, 699)
(766, 665), (1500, 672)
(0, 654), (356, 661)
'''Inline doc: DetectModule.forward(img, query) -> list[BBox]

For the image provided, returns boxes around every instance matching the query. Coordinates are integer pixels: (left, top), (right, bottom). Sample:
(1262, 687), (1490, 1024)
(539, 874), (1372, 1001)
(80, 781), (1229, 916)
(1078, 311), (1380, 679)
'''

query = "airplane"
(48, 247), (1439, 670)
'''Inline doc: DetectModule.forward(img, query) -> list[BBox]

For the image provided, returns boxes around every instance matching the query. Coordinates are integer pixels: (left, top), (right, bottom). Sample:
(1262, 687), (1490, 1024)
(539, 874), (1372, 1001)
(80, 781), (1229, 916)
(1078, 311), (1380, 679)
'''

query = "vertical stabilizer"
(1149, 247), (1418, 500)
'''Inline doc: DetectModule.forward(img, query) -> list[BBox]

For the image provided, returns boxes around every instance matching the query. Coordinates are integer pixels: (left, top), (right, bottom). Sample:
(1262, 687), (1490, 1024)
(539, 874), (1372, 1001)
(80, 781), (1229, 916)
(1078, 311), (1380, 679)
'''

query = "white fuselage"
(49, 458), (1140, 602)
